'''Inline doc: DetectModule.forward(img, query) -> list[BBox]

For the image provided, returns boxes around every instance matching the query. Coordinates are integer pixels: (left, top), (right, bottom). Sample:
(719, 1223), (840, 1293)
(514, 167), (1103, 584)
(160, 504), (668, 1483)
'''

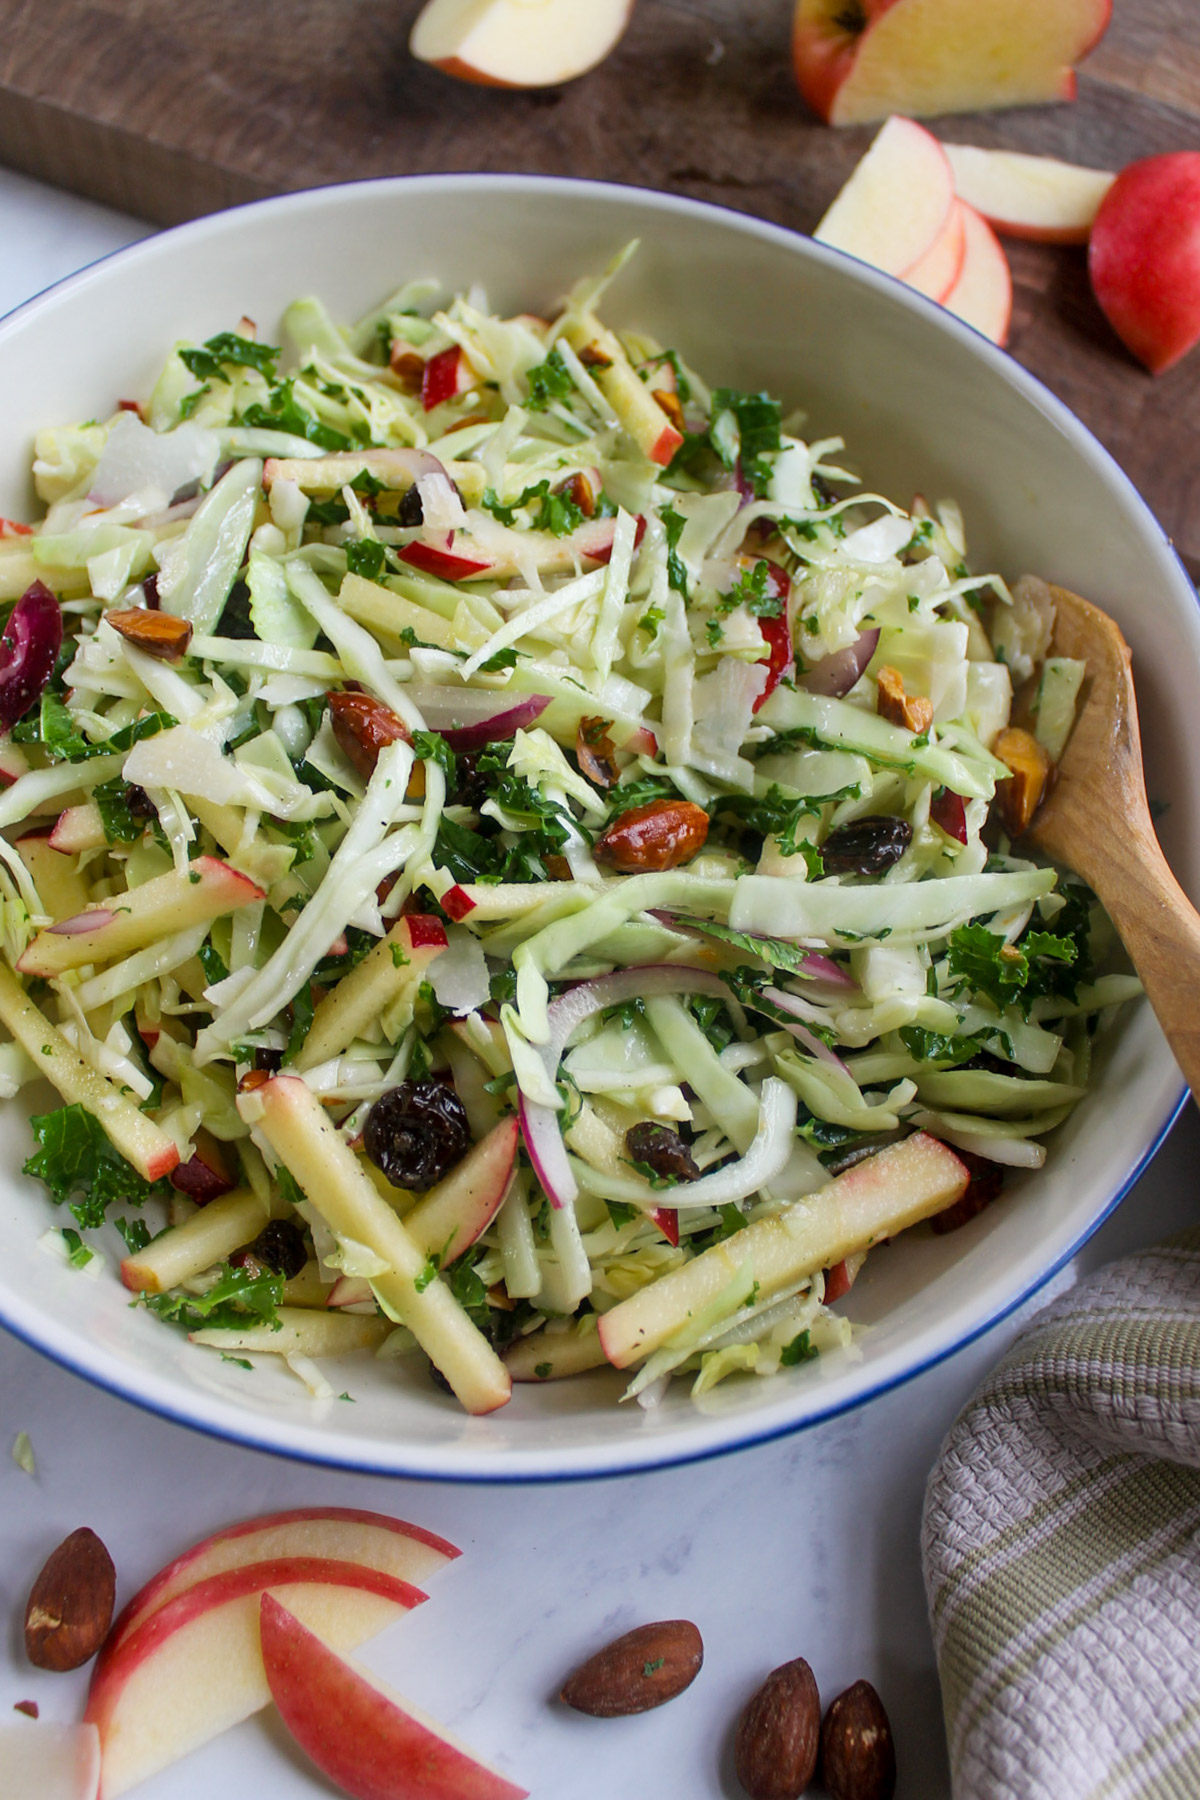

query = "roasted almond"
(735, 1657), (820, 1800)
(594, 798), (709, 872)
(653, 388), (685, 432)
(576, 716), (618, 788)
(389, 348), (425, 392)
(327, 689), (412, 779)
(106, 608), (193, 662)
(992, 725), (1051, 838)
(560, 1619), (703, 1716)
(558, 471), (597, 518)
(876, 665), (933, 736)
(24, 1527), (116, 1671)
(820, 1680), (896, 1800)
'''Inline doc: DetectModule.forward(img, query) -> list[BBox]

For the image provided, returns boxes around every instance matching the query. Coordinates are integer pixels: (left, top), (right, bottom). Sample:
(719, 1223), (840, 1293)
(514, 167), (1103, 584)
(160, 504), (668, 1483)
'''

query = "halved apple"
(260, 1593), (528, 1800)
(814, 115), (955, 279)
(943, 143), (1114, 244)
(793, 0), (1112, 128)
(943, 202), (1013, 347)
(410, 0), (634, 90)
(0, 1722), (100, 1800)
(598, 1132), (967, 1369)
(86, 1559), (427, 1799)
(18, 857), (265, 978)
(108, 1508), (459, 1654)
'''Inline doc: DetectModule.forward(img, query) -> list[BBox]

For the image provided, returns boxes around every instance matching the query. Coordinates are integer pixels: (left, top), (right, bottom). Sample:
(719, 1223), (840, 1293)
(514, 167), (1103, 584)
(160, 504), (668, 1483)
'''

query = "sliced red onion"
(0, 583), (63, 733)
(403, 683), (551, 749)
(49, 908), (116, 936)
(800, 627), (880, 699)
(760, 987), (848, 1073)
(519, 964), (731, 1210)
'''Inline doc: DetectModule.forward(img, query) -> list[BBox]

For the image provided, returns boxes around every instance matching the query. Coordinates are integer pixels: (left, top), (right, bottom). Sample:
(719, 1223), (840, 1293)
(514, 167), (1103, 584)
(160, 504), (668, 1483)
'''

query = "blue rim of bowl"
(0, 172), (1195, 1484)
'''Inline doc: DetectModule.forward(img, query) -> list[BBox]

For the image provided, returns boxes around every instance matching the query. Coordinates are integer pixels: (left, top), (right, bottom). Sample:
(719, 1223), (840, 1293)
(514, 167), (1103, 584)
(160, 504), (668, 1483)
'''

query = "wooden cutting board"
(0, 0), (1197, 572)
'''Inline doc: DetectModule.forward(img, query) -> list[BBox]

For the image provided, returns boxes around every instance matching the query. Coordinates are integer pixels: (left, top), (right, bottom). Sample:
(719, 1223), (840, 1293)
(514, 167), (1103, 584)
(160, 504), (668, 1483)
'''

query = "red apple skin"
(87, 1557), (427, 1736)
(260, 1593), (528, 1800)
(107, 1509), (458, 1653)
(1089, 152), (1200, 375)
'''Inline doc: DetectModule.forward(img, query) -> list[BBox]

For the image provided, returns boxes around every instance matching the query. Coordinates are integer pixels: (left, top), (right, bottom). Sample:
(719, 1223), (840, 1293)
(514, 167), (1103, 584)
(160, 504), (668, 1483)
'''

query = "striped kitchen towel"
(922, 1229), (1200, 1800)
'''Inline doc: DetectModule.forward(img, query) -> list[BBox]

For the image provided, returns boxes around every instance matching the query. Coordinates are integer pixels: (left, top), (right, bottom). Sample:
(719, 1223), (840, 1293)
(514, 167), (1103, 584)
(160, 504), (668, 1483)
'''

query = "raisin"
(364, 1079), (471, 1191)
(625, 1123), (699, 1183)
(125, 784), (156, 820)
(396, 483), (424, 528)
(250, 1219), (309, 1278)
(821, 815), (912, 876)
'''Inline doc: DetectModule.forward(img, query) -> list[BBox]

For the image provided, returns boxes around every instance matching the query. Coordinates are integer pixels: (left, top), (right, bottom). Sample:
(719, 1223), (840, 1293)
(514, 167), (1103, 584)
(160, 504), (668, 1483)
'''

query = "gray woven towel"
(922, 1229), (1200, 1800)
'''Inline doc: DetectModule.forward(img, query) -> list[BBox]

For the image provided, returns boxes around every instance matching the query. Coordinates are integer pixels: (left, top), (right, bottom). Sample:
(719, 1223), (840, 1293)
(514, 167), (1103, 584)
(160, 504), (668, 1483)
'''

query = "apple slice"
(793, 0), (1112, 128)
(598, 1132), (967, 1369)
(48, 801), (108, 854)
(504, 1327), (610, 1382)
(15, 830), (91, 920)
(411, 0), (633, 90)
(562, 321), (683, 466)
(86, 1559), (427, 1800)
(942, 203), (1013, 347)
(401, 1117), (519, 1267)
(248, 1075), (511, 1414)
(814, 116), (955, 279)
(120, 1186), (268, 1293)
(169, 1125), (237, 1202)
(296, 914), (447, 1071)
(1089, 152), (1200, 376)
(0, 963), (179, 1181)
(943, 143), (1114, 244)
(108, 1508), (458, 1655)
(901, 198), (967, 300)
(338, 573), (460, 652)
(190, 1304), (391, 1358)
(0, 1722), (100, 1800)
(260, 1593), (528, 1800)
(17, 856), (265, 978)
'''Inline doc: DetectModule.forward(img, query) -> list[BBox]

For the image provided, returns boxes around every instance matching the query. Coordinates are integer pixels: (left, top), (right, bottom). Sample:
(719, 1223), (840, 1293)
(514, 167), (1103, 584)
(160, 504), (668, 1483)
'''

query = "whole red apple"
(1089, 152), (1200, 375)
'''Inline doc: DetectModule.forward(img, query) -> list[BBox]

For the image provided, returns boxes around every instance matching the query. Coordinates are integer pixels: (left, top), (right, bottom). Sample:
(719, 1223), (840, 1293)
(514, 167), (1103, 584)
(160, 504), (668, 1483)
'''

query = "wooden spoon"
(1026, 585), (1200, 1100)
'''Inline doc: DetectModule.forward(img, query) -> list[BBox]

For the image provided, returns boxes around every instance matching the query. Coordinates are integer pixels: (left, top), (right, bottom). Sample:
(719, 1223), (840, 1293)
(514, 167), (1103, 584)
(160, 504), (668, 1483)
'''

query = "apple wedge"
(120, 1186), (268, 1293)
(295, 914), (447, 1072)
(400, 1116), (519, 1267)
(793, 0), (1112, 128)
(598, 1132), (967, 1369)
(814, 115), (955, 279)
(261, 1593), (528, 1800)
(86, 1558), (427, 1800)
(410, 0), (633, 91)
(108, 1508), (458, 1654)
(0, 1722), (101, 1800)
(248, 1076), (511, 1414)
(943, 143), (1114, 244)
(0, 963), (179, 1181)
(943, 203), (1013, 347)
(17, 856), (265, 979)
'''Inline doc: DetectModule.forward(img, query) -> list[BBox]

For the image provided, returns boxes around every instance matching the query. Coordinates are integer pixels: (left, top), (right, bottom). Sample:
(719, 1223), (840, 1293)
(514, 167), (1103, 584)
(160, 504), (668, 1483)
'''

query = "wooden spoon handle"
(1083, 820), (1200, 1102)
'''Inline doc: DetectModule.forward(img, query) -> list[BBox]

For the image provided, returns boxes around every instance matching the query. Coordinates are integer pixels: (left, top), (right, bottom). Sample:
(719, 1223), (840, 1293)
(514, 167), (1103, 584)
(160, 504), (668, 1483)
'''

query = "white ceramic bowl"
(0, 176), (1191, 1481)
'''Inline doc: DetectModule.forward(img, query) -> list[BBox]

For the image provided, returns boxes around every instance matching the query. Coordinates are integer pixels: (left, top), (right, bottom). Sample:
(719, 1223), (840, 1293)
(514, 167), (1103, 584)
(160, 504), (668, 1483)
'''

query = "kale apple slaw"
(0, 248), (1139, 1414)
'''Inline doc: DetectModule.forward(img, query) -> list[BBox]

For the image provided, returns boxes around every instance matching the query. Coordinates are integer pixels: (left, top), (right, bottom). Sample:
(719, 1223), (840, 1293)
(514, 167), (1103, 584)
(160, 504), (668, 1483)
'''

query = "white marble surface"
(0, 166), (1197, 1800)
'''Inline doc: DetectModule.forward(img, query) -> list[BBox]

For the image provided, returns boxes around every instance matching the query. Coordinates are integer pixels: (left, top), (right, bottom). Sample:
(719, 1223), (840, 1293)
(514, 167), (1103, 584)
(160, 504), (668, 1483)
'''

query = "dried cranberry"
(625, 1122), (699, 1183)
(821, 815), (912, 877)
(364, 1079), (471, 1191)
(249, 1218), (309, 1277)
